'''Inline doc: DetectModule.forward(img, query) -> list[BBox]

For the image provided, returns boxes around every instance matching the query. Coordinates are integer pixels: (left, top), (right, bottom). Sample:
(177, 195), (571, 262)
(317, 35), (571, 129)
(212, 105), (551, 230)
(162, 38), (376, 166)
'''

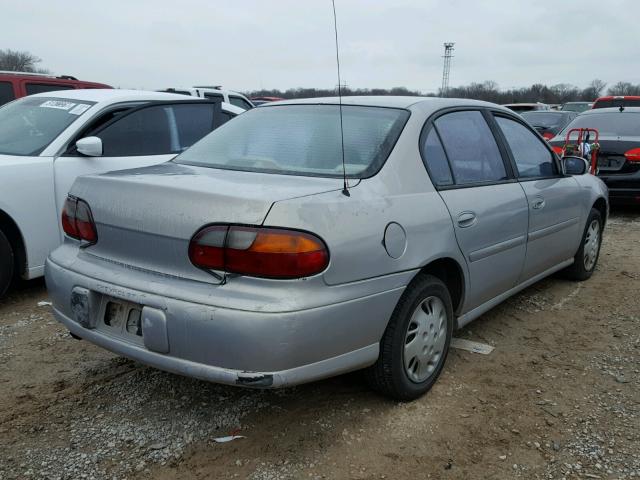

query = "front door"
(425, 110), (529, 311)
(492, 114), (583, 280)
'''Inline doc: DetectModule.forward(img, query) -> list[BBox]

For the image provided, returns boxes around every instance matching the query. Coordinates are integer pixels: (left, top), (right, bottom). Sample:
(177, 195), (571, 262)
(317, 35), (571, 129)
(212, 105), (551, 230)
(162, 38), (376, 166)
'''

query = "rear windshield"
(521, 112), (569, 128)
(594, 98), (640, 109)
(174, 104), (410, 178)
(559, 112), (640, 137)
(0, 96), (95, 156)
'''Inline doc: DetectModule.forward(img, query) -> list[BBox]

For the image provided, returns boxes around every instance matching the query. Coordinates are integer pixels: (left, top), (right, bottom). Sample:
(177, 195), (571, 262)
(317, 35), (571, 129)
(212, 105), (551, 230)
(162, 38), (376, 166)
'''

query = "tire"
(0, 229), (14, 298)
(365, 274), (454, 401)
(563, 208), (603, 281)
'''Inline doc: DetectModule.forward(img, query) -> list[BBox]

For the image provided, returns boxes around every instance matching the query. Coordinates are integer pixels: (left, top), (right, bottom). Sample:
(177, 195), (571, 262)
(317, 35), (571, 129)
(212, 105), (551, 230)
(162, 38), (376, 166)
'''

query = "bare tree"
(607, 81), (640, 96)
(0, 49), (48, 73)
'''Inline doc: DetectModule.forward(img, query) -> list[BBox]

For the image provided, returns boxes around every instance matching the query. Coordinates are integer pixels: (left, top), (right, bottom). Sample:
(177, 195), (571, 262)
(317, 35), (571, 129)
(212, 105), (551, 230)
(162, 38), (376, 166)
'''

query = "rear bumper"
(599, 174), (640, 204)
(45, 256), (406, 388)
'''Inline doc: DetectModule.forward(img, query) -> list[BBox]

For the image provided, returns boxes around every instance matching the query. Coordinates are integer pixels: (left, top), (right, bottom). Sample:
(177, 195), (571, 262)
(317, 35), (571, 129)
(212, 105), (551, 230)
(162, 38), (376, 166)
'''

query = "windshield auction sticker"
(69, 104), (91, 115)
(39, 100), (76, 111)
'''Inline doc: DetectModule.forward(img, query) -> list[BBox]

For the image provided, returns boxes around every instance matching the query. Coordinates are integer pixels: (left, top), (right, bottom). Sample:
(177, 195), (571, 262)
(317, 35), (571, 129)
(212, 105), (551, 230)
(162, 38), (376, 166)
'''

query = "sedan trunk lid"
(70, 162), (343, 282)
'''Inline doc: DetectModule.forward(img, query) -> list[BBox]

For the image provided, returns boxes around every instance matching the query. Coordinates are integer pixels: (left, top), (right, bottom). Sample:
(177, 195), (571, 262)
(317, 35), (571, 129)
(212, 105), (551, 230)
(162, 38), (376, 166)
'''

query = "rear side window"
(434, 111), (507, 184)
(25, 83), (74, 95)
(204, 93), (223, 102)
(0, 81), (15, 106)
(421, 129), (453, 186)
(495, 116), (557, 178)
(229, 96), (253, 110)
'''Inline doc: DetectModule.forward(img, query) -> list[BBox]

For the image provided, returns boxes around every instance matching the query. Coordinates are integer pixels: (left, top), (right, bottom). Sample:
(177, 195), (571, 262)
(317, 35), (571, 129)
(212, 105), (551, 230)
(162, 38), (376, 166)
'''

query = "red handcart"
(557, 128), (600, 174)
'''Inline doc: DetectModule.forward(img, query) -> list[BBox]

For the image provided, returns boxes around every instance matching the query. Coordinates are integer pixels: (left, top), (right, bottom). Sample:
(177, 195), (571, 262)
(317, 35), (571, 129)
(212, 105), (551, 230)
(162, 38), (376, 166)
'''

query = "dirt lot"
(1, 209), (638, 480)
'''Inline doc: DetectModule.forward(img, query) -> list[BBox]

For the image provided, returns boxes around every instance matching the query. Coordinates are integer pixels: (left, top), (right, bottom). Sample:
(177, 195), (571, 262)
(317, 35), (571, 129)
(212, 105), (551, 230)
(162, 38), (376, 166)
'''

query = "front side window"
(0, 81), (15, 106)
(95, 103), (220, 157)
(434, 110), (507, 184)
(495, 116), (557, 178)
(175, 104), (410, 178)
(0, 96), (95, 156)
(97, 105), (172, 156)
(25, 83), (74, 95)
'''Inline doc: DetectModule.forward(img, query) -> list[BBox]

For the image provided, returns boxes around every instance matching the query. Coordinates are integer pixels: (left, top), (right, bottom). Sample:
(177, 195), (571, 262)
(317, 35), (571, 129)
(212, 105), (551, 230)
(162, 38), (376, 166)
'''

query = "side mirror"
(76, 136), (103, 157)
(562, 156), (589, 175)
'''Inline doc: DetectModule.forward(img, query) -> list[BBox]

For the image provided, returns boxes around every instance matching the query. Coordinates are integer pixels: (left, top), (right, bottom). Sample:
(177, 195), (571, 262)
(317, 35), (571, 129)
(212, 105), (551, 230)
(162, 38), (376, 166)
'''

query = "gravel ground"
(0, 208), (638, 480)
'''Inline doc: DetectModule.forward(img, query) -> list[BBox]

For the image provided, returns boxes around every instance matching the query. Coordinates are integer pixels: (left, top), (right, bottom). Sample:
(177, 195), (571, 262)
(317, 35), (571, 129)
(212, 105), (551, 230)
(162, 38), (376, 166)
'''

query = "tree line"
(245, 79), (640, 103)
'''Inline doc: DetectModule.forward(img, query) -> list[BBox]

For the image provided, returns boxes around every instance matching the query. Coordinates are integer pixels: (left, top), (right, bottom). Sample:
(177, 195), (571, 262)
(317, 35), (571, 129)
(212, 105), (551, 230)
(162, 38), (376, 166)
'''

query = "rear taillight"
(624, 148), (640, 162)
(61, 196), (98, 244)
(189, 225), (329, 279)
(542, 132), (554, 140)
(552, 146), (564, 156)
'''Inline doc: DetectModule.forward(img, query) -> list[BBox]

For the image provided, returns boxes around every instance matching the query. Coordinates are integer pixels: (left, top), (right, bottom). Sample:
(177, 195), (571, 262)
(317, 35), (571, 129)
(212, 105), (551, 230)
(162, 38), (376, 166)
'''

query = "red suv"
(0, 71), (111, 106)
(592, 95), (640, 109)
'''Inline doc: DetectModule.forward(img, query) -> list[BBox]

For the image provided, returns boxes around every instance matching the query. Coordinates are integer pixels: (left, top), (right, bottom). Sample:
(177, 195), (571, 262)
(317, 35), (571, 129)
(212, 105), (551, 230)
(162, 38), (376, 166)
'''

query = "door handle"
(457, 211), (477, 228)
(532, 198), (546, 210)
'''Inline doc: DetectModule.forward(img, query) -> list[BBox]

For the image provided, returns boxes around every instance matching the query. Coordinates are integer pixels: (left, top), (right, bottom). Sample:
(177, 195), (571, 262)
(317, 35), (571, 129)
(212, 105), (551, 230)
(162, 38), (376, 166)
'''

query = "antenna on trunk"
(331, 0), (350, 197)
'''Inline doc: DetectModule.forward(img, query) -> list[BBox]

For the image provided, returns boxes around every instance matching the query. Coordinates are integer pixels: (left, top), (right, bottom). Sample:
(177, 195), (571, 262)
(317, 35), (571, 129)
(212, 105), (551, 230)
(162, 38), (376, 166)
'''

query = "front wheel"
(563, 208), (603, 281)
(0, 229), (14, 298)
(365, 274), (453, 401)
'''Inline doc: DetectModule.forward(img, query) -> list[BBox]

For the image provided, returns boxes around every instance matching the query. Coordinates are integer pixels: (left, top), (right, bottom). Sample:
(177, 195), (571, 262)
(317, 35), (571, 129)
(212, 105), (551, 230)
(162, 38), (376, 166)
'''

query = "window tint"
(229, 96), (253, 110)
(496, 116), (557, 178)
(97, 105), (173, 156)
(172, 103), (216, 151)
(0, 81), (15, 106)
(25, 83), (74, 95)
(435, 111), (507, 184)
(421, 128), (453, 186)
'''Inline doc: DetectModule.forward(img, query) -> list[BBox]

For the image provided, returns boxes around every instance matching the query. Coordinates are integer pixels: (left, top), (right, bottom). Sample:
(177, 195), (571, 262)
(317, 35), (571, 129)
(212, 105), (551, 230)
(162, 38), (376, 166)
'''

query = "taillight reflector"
(61, 196), (98, 244)
(552, 146), (564, 155)
(189, 225), (329, 279)
(542, 132), (554, 140)
(624, 148), (640, 162)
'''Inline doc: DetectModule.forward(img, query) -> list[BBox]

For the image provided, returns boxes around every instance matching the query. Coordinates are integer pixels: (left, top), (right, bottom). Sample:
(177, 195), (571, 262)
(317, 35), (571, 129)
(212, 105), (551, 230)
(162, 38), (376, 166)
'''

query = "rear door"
(492, 113), (583, 280)
(423, 109), (529, 311)
(52, 101), (224, 234)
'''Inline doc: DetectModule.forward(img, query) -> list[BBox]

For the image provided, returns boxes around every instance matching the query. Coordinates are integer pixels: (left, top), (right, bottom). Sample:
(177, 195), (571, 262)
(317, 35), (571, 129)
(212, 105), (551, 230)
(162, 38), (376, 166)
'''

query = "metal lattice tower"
(441, 42), (455, 97)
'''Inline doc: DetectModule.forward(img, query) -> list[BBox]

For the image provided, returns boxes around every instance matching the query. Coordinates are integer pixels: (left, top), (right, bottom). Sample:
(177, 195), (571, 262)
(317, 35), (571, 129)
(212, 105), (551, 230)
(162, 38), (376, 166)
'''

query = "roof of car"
(262, 96), (503, 110)
(24, 88), (244, 114)
(578, 107), (640, 115)
(28, 89), (195, 103)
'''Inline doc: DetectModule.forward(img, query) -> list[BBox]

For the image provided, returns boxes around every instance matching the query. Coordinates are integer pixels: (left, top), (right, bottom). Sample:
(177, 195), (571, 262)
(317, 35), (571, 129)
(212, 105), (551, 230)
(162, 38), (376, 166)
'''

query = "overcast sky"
(4, 0), (639, 93)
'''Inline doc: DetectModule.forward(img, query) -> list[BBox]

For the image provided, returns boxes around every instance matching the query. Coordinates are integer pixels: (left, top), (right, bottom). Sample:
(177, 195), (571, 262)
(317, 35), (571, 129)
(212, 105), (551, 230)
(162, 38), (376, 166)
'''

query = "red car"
(592, 95), (640, 109)
(0, 71), (111, 106)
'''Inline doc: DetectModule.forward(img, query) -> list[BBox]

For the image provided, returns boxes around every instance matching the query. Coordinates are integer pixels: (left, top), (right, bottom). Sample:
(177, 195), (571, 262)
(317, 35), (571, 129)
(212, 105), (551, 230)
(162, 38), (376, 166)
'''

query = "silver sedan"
(45, 97), (608, 400)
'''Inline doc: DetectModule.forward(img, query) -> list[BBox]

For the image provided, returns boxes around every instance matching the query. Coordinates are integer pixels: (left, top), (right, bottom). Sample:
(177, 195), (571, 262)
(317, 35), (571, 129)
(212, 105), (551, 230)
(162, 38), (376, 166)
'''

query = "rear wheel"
(563, 208), (603, 281)
(0, 229), (14, 298)
(365, 274), (453, 401)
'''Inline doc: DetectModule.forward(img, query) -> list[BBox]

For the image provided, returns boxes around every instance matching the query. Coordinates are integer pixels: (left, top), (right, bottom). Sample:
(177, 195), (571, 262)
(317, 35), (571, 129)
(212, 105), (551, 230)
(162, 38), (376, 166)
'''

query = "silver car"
(45, 97), (608, 400)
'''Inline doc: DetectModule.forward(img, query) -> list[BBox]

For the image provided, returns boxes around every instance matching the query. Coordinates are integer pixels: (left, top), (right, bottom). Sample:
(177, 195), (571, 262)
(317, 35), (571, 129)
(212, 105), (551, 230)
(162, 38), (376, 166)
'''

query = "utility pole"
(441, 42), (455, 97)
